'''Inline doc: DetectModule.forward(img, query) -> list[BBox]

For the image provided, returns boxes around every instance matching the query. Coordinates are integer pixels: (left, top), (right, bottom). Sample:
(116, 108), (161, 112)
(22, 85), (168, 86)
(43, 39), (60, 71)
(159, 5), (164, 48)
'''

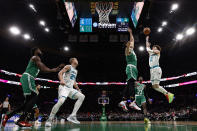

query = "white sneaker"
(67, 116), (80, 124)
(118, 101), (128, 112)
(45, 120), (52, 127)
(129, 102), (141, 111)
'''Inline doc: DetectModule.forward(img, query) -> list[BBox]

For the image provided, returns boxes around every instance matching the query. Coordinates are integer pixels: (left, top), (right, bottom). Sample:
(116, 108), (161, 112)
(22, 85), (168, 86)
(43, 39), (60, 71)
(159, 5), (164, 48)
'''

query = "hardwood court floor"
(2, 121), (197, 131)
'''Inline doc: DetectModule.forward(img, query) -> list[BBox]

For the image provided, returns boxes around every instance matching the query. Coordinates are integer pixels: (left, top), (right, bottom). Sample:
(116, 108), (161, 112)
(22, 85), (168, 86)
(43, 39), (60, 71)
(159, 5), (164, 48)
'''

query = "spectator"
(1, 97), (11, 114)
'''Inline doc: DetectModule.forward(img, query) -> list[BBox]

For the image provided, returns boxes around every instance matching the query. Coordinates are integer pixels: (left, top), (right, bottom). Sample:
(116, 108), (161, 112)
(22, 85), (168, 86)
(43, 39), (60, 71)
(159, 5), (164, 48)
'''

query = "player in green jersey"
(135, 76), (151, 124)
(119, 28), (141, 112)
(1, 47), (61, 127)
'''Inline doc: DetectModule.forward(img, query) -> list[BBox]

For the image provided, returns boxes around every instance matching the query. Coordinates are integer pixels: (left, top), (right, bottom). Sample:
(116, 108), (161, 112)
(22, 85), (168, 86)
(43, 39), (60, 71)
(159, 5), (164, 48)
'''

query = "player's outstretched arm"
(125, 28), (134, 56)
(128, 27), (134, 48)
(146, 36), (150, 47)
(146, 36), (154, 54)
(58, 65), (70, 85)
(33, 56), (60, 73)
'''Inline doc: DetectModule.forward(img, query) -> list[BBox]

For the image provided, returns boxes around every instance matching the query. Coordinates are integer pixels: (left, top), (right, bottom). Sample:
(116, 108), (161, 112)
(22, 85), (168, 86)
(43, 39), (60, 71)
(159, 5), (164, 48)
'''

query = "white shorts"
(150, 67), (162, 85)
(58, 85), (79, 100)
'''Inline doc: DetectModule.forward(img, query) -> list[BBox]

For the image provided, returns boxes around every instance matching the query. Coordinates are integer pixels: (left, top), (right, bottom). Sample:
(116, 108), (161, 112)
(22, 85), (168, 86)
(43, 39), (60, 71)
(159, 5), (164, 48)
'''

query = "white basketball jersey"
(149, 52), (160, 67)
(63, 65), (78, 88)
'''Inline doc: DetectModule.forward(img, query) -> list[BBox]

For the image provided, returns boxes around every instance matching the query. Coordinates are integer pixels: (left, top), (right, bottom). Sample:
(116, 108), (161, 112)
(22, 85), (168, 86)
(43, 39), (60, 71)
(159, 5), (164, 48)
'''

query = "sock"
(154, 86), (168, 95)
(48, 97), (65, 121)
(70, 93), (85, 117)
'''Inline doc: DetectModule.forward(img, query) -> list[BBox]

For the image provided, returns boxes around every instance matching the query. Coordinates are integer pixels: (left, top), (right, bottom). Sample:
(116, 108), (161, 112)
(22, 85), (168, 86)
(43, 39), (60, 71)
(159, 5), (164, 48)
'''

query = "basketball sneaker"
(165, 92), (174, 103)
(118, 101), (128, 112)
(67, 115), (80, 124)
(144, 123), (151, 131)
(129, 102), (141, 111)
(16, 121), (32, 127)
(144, 117), (151, 124)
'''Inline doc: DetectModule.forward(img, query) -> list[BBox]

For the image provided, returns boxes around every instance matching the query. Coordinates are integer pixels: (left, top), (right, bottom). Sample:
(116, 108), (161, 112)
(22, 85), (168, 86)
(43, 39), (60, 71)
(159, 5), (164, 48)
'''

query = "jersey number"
(137, 90), (143, 95)
(70, 74), (76, 80)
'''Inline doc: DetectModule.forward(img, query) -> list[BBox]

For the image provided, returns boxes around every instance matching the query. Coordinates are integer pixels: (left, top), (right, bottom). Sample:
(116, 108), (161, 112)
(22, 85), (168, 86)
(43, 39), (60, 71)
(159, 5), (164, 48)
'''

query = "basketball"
(143, 27), (151, 35)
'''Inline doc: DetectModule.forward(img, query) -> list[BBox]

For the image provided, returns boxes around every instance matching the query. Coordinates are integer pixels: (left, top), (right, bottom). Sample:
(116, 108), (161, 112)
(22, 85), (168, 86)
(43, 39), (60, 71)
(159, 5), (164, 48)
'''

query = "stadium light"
(39, 20), (46, 26)
(186, 27), (195, 36)
(23, 33), (31, 40)
(176, 33), (184, 40)
(162, 21), (167, 26)
(157, 27), (163, 32)
(29, 4), (37, 12)
(139, 46), (145, 51)
(44, 27), (50, 32)
(171, 3), (179, 11)
(64, 46), (69, 51)
(9, 26), (21, 35)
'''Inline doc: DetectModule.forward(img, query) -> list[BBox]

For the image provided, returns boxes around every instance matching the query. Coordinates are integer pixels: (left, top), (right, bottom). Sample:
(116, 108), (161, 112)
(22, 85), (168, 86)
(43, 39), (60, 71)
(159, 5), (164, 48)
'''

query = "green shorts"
(20, 73), (37, 95)
(126, 65), (138, 81)
(135, 95), (146, 106)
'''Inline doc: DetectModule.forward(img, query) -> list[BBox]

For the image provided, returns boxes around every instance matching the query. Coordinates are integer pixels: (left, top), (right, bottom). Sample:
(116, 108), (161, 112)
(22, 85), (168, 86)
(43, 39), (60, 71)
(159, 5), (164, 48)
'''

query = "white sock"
(154, 86), (168, 95)
(49, 97), (66, 121)
(70, 93), (85, 117)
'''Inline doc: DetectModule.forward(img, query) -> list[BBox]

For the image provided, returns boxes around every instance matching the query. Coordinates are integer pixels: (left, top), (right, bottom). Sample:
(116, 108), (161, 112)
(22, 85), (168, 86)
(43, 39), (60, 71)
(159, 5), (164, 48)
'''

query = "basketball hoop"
(95, 2), (113, 24)
(98, 97), (109, 106)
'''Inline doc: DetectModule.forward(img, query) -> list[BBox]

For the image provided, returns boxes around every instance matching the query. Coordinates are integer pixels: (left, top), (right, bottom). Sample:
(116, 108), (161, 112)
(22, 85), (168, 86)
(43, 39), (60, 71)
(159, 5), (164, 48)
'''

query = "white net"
(95, 2), (113, 24)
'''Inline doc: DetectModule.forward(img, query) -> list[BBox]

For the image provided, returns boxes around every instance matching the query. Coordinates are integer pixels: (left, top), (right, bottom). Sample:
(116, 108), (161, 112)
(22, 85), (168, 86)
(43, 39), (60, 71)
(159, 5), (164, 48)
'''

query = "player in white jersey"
(146, 35), (174, 104)
(45, 58), (85, 126)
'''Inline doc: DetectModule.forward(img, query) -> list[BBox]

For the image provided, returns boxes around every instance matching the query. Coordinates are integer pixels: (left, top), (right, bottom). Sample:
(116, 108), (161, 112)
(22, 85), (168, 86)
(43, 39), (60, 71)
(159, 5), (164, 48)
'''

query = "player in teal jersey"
(1, 47), (61, 128)
(119, 28), (141, 112)
(135, 76), (151, 124)
(146, 35), (174, 104)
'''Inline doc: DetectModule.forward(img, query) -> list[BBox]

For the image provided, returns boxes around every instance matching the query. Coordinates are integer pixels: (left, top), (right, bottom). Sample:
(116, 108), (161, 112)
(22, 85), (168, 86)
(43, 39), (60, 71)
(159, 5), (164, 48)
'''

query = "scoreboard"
(80, 18), (92, 32)
(116, 18), (129, 32)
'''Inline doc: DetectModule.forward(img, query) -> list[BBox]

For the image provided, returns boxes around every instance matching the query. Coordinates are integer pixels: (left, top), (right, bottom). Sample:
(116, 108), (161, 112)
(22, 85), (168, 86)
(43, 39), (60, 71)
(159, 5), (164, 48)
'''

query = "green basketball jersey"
(135, 82), (145, 96)
(24, 60), (40, 78)
(126, 51), (137, 66)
